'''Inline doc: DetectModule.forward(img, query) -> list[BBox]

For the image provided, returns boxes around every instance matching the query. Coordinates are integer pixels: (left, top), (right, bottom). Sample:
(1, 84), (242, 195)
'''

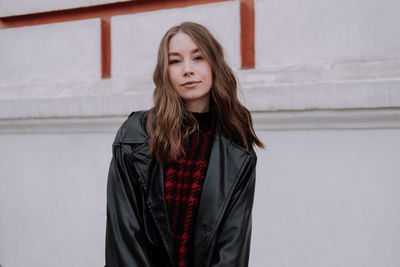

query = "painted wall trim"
(101, 17), (111, 79)
(240, 0), (254, 69)
(0, 0), (232, 29)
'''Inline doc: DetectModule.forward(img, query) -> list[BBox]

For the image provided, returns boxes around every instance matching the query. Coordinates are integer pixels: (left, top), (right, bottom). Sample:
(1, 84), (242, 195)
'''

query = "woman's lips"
(181, 81), (200, 88)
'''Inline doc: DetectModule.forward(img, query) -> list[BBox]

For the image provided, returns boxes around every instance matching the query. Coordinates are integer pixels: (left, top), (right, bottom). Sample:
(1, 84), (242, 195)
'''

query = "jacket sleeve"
(105, 143), (154, 267)
(210, 154), (257, 267)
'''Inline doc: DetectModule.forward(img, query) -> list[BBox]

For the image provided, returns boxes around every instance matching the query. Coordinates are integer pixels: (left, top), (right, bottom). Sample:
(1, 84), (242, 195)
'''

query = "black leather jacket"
(105, 110), (257, 267)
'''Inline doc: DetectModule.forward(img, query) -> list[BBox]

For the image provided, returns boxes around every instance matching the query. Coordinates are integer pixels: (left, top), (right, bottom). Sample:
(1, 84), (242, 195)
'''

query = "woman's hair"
(147, 21), (264, 166)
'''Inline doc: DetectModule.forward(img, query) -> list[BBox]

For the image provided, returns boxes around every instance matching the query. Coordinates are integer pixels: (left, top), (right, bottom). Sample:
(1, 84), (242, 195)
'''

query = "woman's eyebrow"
(168, 48), (200, 57)
(168, 52), (180, 57)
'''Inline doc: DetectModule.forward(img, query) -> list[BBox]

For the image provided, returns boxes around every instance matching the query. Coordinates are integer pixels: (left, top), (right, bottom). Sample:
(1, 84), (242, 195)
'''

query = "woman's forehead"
(168, 32), (199, 53)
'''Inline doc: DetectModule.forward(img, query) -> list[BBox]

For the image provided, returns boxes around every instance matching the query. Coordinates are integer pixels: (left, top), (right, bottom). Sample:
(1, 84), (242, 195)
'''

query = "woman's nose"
(183, 61), (194, 76)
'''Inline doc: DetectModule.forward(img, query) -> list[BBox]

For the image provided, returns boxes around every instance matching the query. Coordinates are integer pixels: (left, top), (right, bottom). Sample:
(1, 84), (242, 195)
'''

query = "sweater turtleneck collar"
(191, 110), (214, 132)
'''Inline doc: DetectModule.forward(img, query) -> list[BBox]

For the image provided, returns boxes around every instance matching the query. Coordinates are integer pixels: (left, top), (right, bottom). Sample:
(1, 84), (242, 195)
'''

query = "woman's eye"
(193, 56), (203, 62)
(169, 59), (180, 64)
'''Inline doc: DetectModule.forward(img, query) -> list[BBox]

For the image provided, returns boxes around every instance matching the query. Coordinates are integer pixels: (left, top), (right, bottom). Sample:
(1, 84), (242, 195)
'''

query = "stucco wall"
(256, 0), (400, 65)
(1, 0), (400, 266)
(0, 133), (112, 267)
(251, 127), (400, 267)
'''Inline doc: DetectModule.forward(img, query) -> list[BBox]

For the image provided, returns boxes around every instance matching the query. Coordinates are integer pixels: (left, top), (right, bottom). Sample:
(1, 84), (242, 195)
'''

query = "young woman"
(105, 22), (264, 267)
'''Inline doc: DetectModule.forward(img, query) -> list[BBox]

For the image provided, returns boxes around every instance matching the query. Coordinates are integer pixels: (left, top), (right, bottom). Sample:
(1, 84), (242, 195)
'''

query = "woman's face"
(167, 32), (213, 112)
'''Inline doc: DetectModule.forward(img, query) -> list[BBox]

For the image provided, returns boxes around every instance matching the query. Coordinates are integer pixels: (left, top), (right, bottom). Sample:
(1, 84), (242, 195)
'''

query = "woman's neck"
(183, 94), (210, 112)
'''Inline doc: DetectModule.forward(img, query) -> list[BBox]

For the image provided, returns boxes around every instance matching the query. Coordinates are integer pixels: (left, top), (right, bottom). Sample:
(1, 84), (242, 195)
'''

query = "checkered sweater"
(164, 112), (214, 267)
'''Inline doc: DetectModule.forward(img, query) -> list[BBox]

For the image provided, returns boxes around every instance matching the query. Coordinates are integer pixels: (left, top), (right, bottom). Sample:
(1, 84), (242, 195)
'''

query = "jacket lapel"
(192, 123), (252, 262)
(128, 143), (175, 267)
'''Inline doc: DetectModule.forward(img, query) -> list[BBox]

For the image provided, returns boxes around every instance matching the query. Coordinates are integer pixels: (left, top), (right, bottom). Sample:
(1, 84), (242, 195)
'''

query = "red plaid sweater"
(164, 111), (214, 267)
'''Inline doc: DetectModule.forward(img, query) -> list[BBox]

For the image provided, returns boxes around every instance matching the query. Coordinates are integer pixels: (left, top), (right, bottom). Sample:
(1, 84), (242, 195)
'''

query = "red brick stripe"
(0, 0), (231, 29)
(240, 0), (255, 69)
(101, 17), (111, 79)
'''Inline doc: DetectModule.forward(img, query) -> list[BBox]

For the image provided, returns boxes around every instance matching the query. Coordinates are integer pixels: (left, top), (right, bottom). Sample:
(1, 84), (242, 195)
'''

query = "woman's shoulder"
(112, 110), (150, 145)
(216, 124), (257, 159)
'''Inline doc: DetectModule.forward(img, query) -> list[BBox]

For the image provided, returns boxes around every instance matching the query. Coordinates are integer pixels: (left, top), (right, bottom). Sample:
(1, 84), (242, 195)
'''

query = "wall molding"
(1, 108), (399, 134)
(1, 78), (400, 120)
(252, 108), (400, 131)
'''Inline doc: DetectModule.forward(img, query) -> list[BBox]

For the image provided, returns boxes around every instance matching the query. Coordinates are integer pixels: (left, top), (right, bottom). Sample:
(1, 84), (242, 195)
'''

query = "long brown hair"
(147, 22), (264, 167)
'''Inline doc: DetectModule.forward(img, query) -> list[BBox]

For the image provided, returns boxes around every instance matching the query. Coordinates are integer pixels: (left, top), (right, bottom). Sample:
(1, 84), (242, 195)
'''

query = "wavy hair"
(147, 21), (264, 167)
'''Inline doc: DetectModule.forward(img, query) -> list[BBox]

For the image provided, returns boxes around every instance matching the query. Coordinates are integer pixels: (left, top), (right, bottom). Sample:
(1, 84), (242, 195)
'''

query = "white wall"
(0, 19), (100, 84)
(255, 0), (400, 65)
(1, 113), (399, 267)
(248, 0), (400, 112)
(1, 0), (400, 266)
(0, 132), (113, 267)
(252, 127), (400, 267)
